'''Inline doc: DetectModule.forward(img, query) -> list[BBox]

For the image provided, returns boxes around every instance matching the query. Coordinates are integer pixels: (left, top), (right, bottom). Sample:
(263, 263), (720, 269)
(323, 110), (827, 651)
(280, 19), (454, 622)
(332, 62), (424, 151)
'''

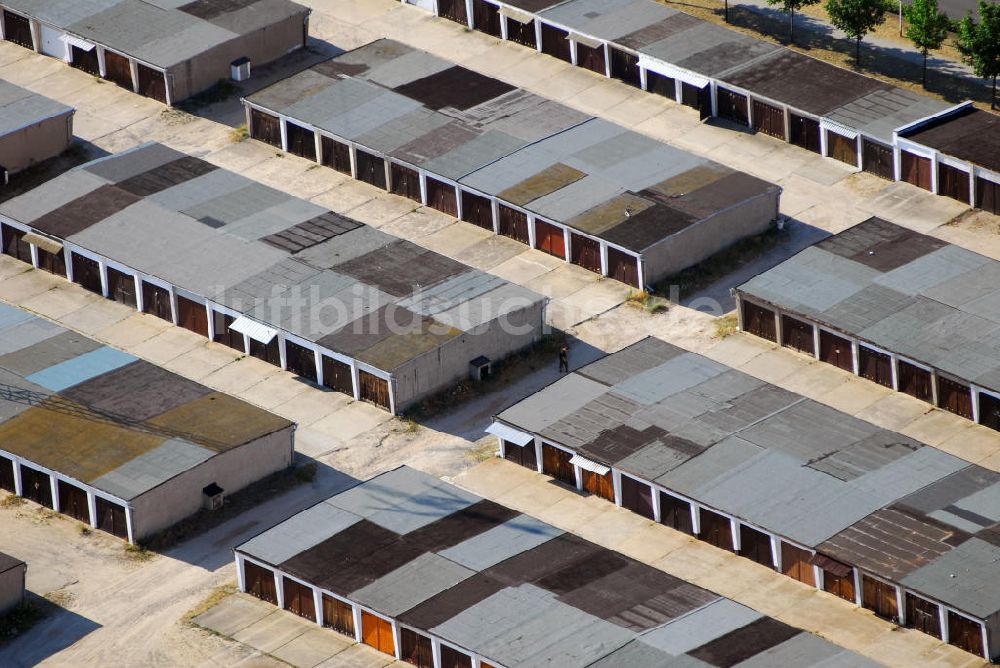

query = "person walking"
(558, 343), (569, 373)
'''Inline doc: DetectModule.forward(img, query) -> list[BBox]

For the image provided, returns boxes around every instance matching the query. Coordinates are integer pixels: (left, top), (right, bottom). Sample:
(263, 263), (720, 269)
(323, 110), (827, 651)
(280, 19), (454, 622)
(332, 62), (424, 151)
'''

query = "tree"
(904, 0), (951, 87)
(957, 1), (1000, 109)
(826, 0), (893, 67)
(766, 0), (822, 43)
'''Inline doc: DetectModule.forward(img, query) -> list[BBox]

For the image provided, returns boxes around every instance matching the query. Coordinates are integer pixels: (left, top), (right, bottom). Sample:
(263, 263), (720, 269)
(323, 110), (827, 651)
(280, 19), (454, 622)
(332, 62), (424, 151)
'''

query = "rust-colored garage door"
(781, 542), (815, 586)
(426, 177), (457, 217)
(858, 345), (892, 388)
(244, 561), (277, 604)
(322, 356), (354, 397)
(897, 360), (932, 403)
(58, 480), (90, 523)
(541, 444), (575, 487)
(104, 51), (134, 90)
(752, 99), (784, 140)
(948, 611), (985, 657)
(938, 375), (972, 419)
(863, 139), (894, 178)
(321, 136), (352, 175)
(861, 575), (898, 621)
(361, 611), (396, 656)
(570, 233), (601, 274)
(828, 132), (857, 166)
(606, 248), (639, 287)
(498, 204), (529, 243)
(900, 150), (932, 190)
(741, 300), (776, 342)
(96, 497), (128, 539)
(142, 281), (172, 322)
(716, 87), (749, 127)
(938, 162), (970, 203)
(322, 594), (355, 637)
(137, 63), (167, 103)
(905, 593), (941, 639)
(401, 628), (433, 668)
(582, 469), (614, 502)
(819, 329), (853, 372)
(359, 370), (390, 409)
(282, 576), (316, 621)
(534, 220), (565, 259)
(176, 295), (208, 337)
(781, 314), (814, 354)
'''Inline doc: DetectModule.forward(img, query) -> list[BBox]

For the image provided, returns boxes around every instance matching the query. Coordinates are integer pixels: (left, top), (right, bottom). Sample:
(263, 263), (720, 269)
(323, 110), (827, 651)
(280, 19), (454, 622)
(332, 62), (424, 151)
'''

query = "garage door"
(212, 312), (243, 351)
(570, 233), (601, 274)
(790, 114), (821, 153)
(819, 329), (853, 372)
(322, 594), (355, 637)
(438, 0), (468, 24)
(606, 247), (638, 288)
(619, 475), (653, 519)
(472, 0), (501, 37)
(506, 15), (536, 48)
(38, 24), (65, 59)
(355, 150), (387, 190)
(96, 497), (128, 538)
(938, 376), (972, 419)
(390, 163), (422, 202)
(541, 444), (574, 486)
(862, 139), (894, 179)
(828, 132), (857, 166)
(0, 456), (15, 493)
(3, 10), (33, 49)
(58, 480), (90, 523)
(897, 360), (932, 403)
(142, 281), (172, 322)
(321, 136), (352, 175)
(21, 467), (53, 508)
(244, 561), (278, 604)
(781, 542), (815, 586)
(938, 162), (970, 203)
(976, 176), (1000, 215)
(858, 345), (892, 388)
(460, 190), (494, 230)
(739, 524), (773, 568)
(322, 356), (354, 396)
(250, 109), (282, 148)
(137, 64), (167, 103)
(359, 370), (390, 409)
(107, 267), (137, 308)
(285, 120), (316, 160)
(900, 150), (932, 190)
(498, 204), (529, 243)
(283, 576), (316, 621)
(540, 23), (571, 63)
(534, 220), (564, 259)
(284, 340), (317, 382)
(575, 41), (605, 75)
(362, 612), (396, 656)
(716, 87), (749, 127)
(781, 314), (813, 354)
(104, 51), (134, 90)
(1, 225), (30, 263)
(610, 48), (640, 87)
(503, 440), (537, 470)
(698, 508), (735, 552)
(752, 99), (784, 139)
(426, 177), (458, 217)
(741, 300), (776, 342)
(176, 295), (208, 337)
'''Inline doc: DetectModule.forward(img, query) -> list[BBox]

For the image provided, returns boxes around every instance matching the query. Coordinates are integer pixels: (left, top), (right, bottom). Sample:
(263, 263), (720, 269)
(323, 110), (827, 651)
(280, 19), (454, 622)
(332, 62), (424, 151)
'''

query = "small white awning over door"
(570, 454), (610, 475)
(230, 316), (278, 344)
(486, 422), (533, 446)
(60, 34), (96, 51)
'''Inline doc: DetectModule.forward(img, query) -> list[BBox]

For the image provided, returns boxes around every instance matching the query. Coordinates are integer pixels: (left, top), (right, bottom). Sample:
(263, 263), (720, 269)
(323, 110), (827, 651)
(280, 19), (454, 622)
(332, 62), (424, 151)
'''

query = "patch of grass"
(0, 600), (48, 644)
(274, 152), (284, 158)
(78, 525), (92, 537)
(467, 439), (498, 464)
(229, 124), (249, 143)
(123, 543), (154, 562)
(626, 289), (669, 314)
(401, 419), (420, 434)
(183, 584), (237, 625)
(404, 333), (566, 421)
(626, 290), (651, 306)
(0, 494), (25, 509)
(139, 464), (315, 552)
(178, 79), (241, 112)
(714, 314), (739, 339)
(653, 221), (784, 301)
(93, 76), (104, 84)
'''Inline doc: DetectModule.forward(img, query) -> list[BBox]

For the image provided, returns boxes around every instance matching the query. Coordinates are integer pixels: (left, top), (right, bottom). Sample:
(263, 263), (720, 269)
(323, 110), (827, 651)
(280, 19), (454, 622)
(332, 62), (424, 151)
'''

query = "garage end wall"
(0, 112), (73, 173)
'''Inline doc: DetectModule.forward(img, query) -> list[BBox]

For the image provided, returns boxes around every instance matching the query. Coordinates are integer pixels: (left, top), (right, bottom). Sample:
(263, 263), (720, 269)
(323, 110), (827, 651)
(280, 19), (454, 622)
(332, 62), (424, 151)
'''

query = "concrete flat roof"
(0, 143), (543, 373)
(737, 217), (1000, 394)
(0, 302), (291, 501)
(0, 78), (73, 138)
(245, 39), (778, 253)
(0, 0), (309, 69)
(496, 336), (1000, 620)
(237, 465), (878, 667)
(901, 106), (1000, 174)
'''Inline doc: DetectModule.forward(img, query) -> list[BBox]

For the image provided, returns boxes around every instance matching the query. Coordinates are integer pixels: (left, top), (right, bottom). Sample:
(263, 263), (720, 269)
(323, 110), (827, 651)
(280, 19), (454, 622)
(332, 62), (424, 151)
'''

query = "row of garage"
(738, 296), (996, 430)
(246, 105), (645, 287)
(426, 0), (1000, 217)
(1, 7), (169, 103)
(495, 432), (990, 659)
(1, 452), (131, 541)
(0, 220), (395, 411)
(238, 555), (488, 668)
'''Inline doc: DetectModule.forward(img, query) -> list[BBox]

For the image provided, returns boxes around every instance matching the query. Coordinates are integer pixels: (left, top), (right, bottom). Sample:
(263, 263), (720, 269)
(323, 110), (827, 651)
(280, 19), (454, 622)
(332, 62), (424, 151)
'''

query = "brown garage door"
(752, 99), (784, 140)
(716, 88), (749, 127)
(540, 23), (571, 63)
(322, 594), (355, 637)
(72, 253), (101, 294)
(620, 474), (654, 520)
(176, 295), (208, 337)
(823, 569), (855, 602)
(698, 508), (735, 552)
(390, 163), (422, 202)
(938, 162), (970, 203)
(1, 224), (30, 263)
(2, 10), (33, 49)
(660, 492), (694, 535)
(401, 628), (434, 668)
(681, 82), (710, 118)
(58, 480), (90, 523)
(978, 391), (1000, 432)
(244, 561), (277, 604)
(361, 611), (396, 656)
(0, 456), (14, 493)
(286, 121), (316, 161)
(861, 575), (898, 621)
(571, 233), (601, 274)
(107, 267), (137, 308)
(819, 329), (853, 372)
(647, 71), (675, 99)
(21, 466), (52, 509)
(438, 0), (468, 24)
(582, 469), (614, 502)
(905, 592), (941, 639)
(249, 337), (281, 367)
(898, 360), (932, 403)
(37, 246), (66, 277)
(250, 108), (282, 148)
(96, 497), (128, 538)
(858, 345), (892, 388)
(440, 645), (473, 668)
(356, 150), (387, 190)
(828, 132), (857, 166)
(506, 16), (536, 48)
(790, 114), (821, 153)
(976, 176), (1000, 215)
(460, 190), (494, 230)
(781, 542), (815, 586)
(938, 375), (972, 419)
(781, 314), (814, 354)
(136, 63), (167, 103)
(575, 41), (605, 75)
(322, 356), (354, 397)
(503, 441), (537, 470)
(283, 577), (316, 621)
(609, 47), (640, 87)
(498, 205), (529, 243)
(71, 45), (100, 76)
(104, 51), (134, 90)
(607, 247), (639, 288)
(359, 370), (390, 409)
(900, 150), (932, 190)
(541, 443), (575, 486)
(426, 176), (458, 217)
(282, 340), (315, 382)
(212, 311), (244, 351)
(472, 0), (502, 37)
(321, 136), (352, 175)
(862, 139), (894, 179)
(742, 300), (776, 342)
(948, 611), (985, 657)
(534, 220), (565, 259)
(739, 525), (773, 568)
